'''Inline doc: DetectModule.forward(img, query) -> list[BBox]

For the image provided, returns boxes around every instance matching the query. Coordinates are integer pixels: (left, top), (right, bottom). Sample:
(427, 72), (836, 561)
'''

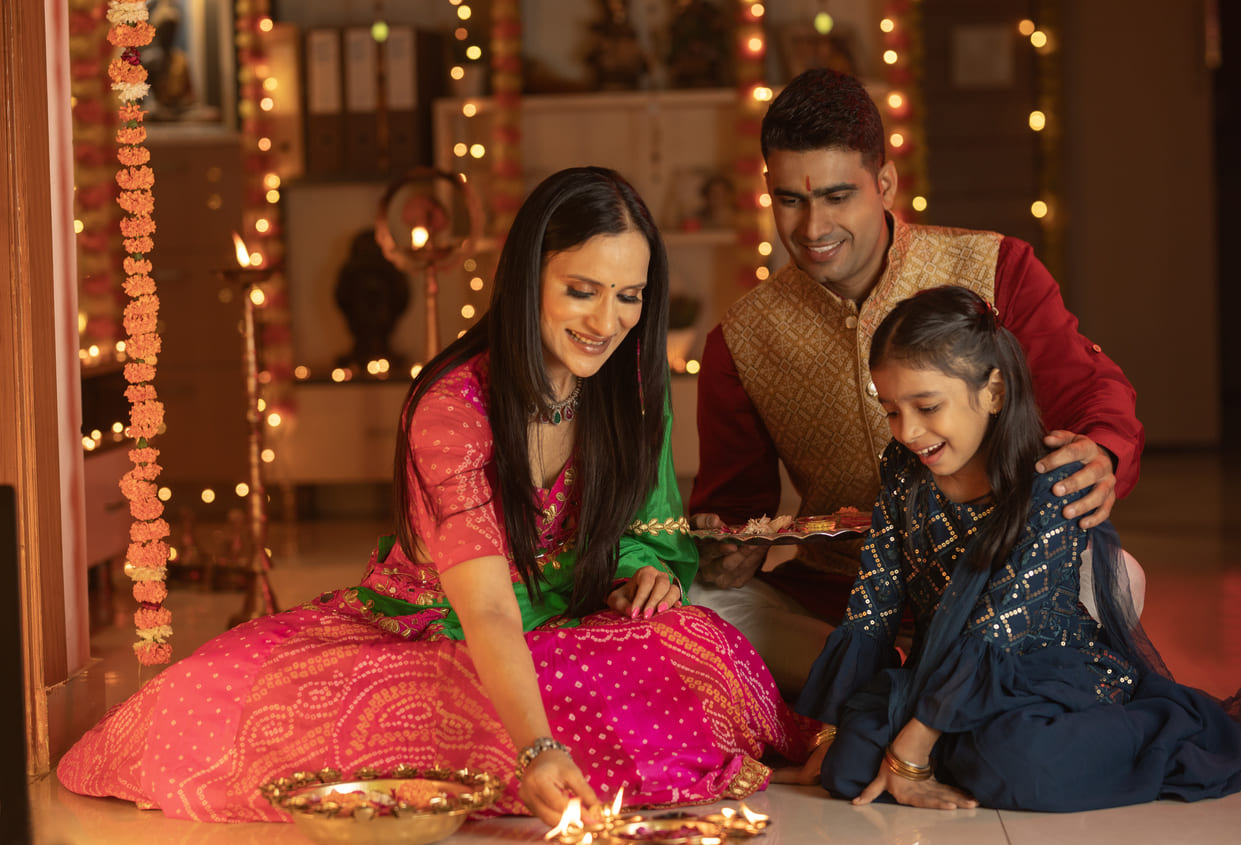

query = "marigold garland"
(108, 0), (171, 667)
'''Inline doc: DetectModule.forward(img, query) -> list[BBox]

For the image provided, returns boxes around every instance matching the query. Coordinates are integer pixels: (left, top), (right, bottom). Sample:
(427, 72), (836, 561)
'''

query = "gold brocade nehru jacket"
(721, 217), (1002, 574)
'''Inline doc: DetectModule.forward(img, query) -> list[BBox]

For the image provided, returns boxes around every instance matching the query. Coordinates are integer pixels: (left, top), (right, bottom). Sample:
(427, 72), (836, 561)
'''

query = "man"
(689, 68), (1145, 694)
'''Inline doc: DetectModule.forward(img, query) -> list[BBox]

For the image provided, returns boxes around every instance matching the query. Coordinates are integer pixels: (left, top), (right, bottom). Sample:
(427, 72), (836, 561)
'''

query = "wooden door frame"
(2, 0), (76, 775)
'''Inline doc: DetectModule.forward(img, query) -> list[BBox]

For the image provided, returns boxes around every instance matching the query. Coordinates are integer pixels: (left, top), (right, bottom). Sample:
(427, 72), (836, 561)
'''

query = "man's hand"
(690, 513), (768, 589)
(1036, 430), (1116, 529)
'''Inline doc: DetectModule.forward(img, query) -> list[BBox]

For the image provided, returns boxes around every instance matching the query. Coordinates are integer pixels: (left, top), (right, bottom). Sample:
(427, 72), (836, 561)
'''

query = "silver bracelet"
(515, 736), (569, 780)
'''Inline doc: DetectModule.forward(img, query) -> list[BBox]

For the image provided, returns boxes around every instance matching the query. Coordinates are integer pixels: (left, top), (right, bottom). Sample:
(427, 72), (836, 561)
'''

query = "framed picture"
(141, 0), (235, 125)
(666, 166), (737, 232)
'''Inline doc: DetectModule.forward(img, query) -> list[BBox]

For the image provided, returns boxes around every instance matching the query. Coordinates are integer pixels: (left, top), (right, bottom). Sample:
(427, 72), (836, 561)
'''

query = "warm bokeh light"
(294, 365), (310, 380)
(263, 77), (278, 92)
(235, 482), (250, 497)
(685, 359), (701, 375)
(265, 189), (280, 204)
(758, 192), (771, 208)
(410, 364), (424, 378)
(1030, 30), (1048, 48)
(880, 18), (895, 33)
(453, 142), (468, 157)
(750, 3), (765, 19)
(264, 173), (281, 190)
(1031, 200), (1049, 218)
(814, 13), (834, 35)
(887, 92), (904, 110)
(258, 17), (273, 33)
(1029, 110), (1047, 131)
(756, 266), (770, 281)
(457, 5), (471, 21)
(411, 226), (430, 248)
(267, 412), (283, 428)
(469, 276), (484, 291)
(883, 50), (899, 65)
(461, 304), (476, 319)
(747, 36), (764, 54)
(74, 219), (84, 234)
(462, 102), (477, 117)
(250, 287), (266, 306)
(751, 85), (773, 102)
(758, 241), (772, 256)
(466, 45), (482, 60)
(261, 449), (276, 463)
(331, 368), (348, 382)
(912, 195), (928, 212)
(890, 132), (905, 148)
(1018, 19), (1036, 36)
(158, 487), (172, 502)
(260, 97), (274, 111)
(201, 488), (216, 504)
(469, 143), (486, 158)
(257, 137), (272, 152)
(450, 65), (465, 80)
(371, 20), (390, 42)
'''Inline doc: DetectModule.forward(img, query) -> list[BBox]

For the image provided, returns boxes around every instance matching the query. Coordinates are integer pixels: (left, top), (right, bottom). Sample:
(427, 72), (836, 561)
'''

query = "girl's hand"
(519, 749), (600, 826)
(607, 565), (682, 619)
(853, 766), (978, 810)
(770, 734), (830, 785)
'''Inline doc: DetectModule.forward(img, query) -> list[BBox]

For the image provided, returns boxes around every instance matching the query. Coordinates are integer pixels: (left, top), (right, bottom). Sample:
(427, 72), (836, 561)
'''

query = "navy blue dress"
(797, 443), (1241, 811)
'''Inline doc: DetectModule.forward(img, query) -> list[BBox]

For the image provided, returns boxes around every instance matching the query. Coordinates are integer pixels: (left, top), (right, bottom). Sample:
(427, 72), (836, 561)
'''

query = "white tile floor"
(29, 451), (1241, 844)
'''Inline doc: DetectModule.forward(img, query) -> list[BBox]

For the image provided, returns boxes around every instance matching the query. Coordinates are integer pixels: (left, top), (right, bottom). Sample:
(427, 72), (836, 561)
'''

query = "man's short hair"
(761, 68), (886, 174)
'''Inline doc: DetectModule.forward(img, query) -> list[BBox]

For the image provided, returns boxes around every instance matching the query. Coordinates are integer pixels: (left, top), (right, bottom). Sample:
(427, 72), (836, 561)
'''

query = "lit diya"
(544, 789), (768, 844)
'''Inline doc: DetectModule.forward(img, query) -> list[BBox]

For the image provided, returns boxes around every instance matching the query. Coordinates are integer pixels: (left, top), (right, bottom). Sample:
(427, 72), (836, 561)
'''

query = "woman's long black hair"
(869, 285), (1046, 572)
(393, 166), (670, 614)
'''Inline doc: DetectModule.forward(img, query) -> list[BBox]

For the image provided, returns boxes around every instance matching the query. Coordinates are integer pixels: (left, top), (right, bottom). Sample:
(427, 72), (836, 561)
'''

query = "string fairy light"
(879, 0), (927, 221)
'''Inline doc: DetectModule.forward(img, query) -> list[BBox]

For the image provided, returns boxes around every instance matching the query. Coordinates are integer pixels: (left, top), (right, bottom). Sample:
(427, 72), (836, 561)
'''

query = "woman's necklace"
(535, 378), (581, 425)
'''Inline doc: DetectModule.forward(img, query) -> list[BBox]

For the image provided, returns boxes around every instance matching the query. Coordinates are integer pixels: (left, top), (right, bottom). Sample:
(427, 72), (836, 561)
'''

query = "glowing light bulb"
(814, 13), (834, 35)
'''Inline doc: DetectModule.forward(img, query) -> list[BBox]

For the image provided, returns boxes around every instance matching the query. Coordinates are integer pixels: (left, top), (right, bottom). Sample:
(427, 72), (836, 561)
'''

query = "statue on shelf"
(333, 227), (410, 373)
(141, 0), (196, 120)
(665, 0), (732, 89)
(585, 0), (650, 90)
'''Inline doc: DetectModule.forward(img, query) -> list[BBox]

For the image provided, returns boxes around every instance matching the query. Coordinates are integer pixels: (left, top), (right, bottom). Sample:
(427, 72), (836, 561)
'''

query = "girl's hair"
(869, 285), (1046, 572)
(393, 166), (670, 614)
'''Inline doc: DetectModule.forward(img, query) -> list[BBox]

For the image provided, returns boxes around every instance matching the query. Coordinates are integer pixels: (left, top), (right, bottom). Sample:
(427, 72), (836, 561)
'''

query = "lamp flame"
(232, 232), (252, 267)
(740, 803), (769, 824)
(546, 797), (583, 842)
(411, 226), (430, 249)
(610, 786), (625, 817)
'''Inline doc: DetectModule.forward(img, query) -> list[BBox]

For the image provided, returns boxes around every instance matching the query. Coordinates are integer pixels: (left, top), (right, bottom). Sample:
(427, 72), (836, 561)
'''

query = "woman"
(58, 166), (812, 824)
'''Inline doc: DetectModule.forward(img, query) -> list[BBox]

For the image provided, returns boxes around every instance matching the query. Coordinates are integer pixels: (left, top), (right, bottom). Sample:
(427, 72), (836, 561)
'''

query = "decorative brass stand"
(217, 255), (280, 627)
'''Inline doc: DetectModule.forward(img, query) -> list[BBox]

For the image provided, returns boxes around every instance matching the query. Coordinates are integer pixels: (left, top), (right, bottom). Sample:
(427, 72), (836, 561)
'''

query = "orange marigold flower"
(130, 518), (169, 542)
(117, 188), (153, 213)
(120, 216), (156, 237)
(123, 256), (152, 275)
(120, 470), (156, 498)
(123, 274), (156, 297)
(123, 312), (156, 337)
(134, 641), (172, 666)
(131, 399), (165, 431)
(117, 146), (151, 167)
(133, 580), (168, 604)
(127, 540), (169, 568)
(128, 460), (162, 481)
(124, 361), (156, 384)
(116, 166), (154, 190)
(129, 496), (164, 521)
(115, 125), (147, 146)
(126, 333), (162, 360)
(118, 103), (145, 123)
(125, 386), (157, 405)
(134, 607), (173, 629)
(108, 22), (156, 48)
(107, 57), (148, 85)
(124, 292), (159, 319)
(123, 235), (154, 255)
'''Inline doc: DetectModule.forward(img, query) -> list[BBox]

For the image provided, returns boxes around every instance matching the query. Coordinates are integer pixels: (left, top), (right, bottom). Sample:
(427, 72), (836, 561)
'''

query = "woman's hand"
(770, 735), (830, 785)
(853, 767), (978, 810)
(518, 749), (600, 826)
(607, 565), (682, 619)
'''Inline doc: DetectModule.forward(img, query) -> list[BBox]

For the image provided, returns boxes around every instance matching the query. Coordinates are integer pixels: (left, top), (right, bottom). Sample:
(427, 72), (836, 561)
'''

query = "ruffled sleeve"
(616, 398), (698, 594)
(796, 446), (909, 722)
(407, 362), (509, 572)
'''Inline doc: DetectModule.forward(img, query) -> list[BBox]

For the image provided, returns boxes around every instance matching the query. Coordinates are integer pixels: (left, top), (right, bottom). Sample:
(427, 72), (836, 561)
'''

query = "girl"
(790, 285), (1241, 811)
(59, 167), (811, 824)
